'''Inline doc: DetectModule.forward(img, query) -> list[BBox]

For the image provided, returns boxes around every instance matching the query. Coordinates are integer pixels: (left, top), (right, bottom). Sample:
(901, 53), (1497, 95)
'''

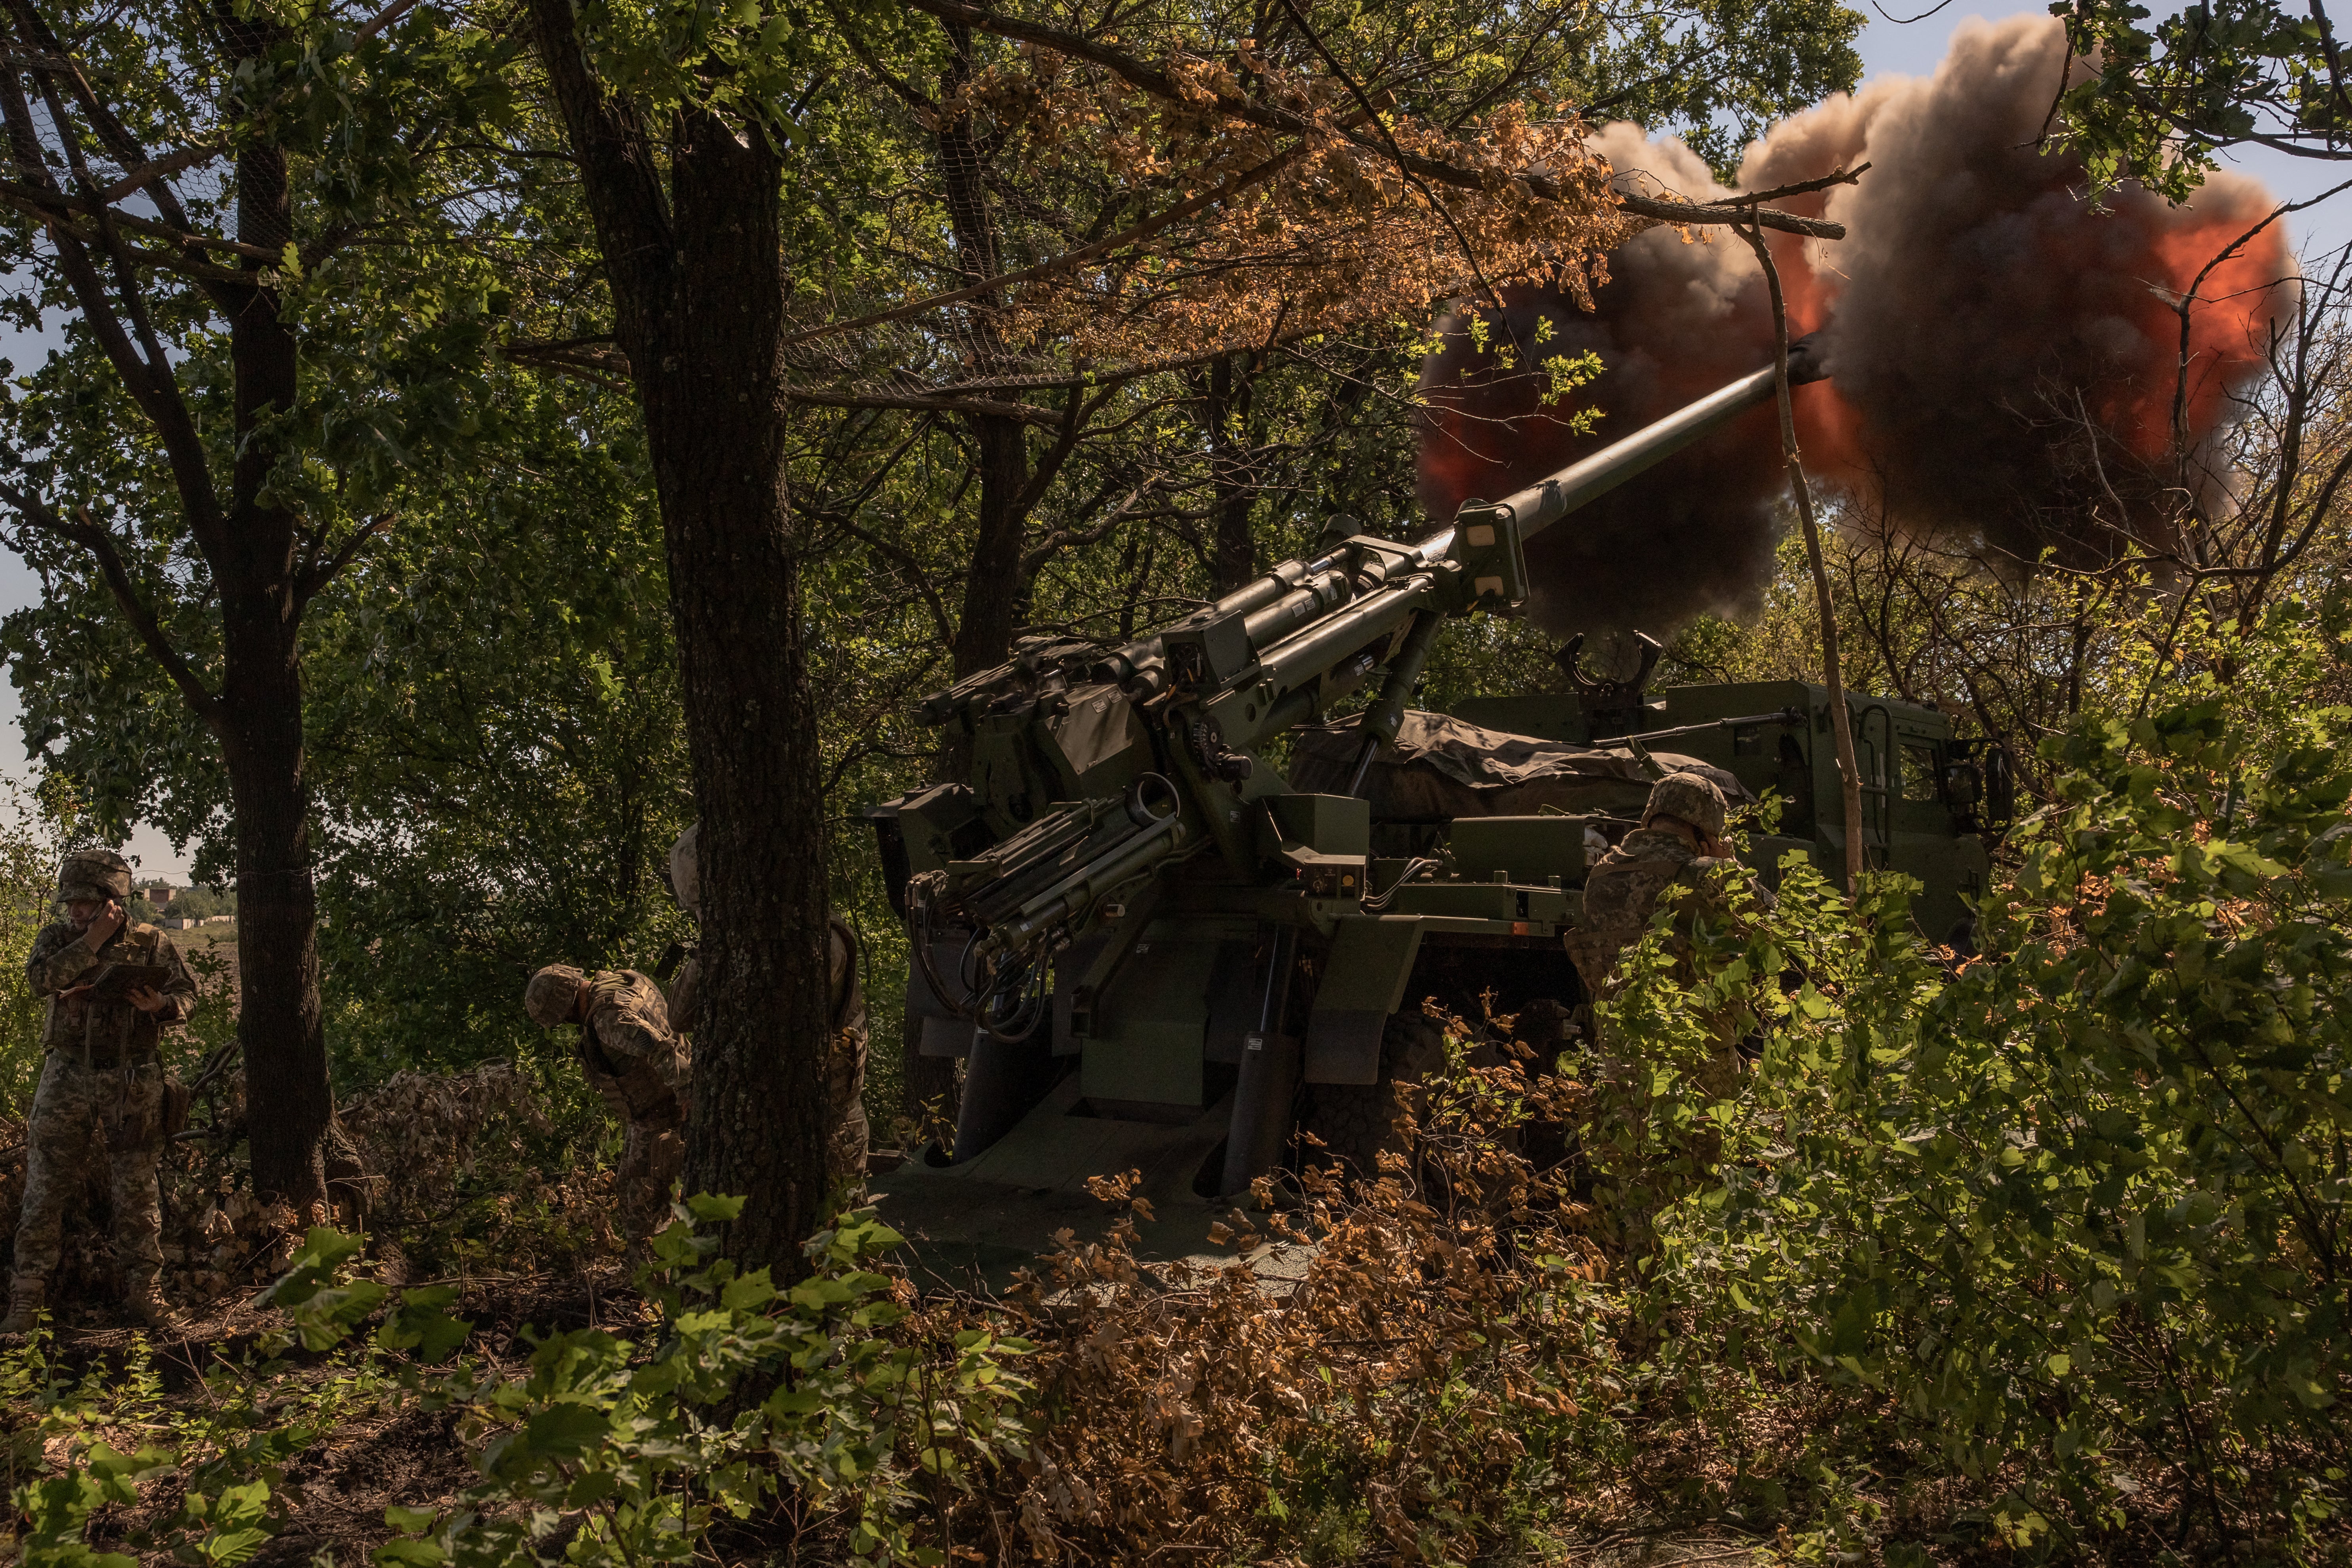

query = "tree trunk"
(531, 3), (834, 1272)
(219, 622), (331, 1208)
(221, 78), (331, 1210)
(936, 20), (1031, 686)
(1206, 356), (1257, 595)
(657, 109), (832, 1263)
(950, 419), (1033, 678)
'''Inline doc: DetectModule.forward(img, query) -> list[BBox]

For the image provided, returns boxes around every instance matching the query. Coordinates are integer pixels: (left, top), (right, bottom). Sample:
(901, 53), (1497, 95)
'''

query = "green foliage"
(371, 1199), (1032, 1566)
(0, 789), (57, 1117)
(2, 1203), (1037, 1566)
(303, 375), (692, 1085)
(1593, 672), (2352, 1553)
(2048, 0), (2352, 201)
(0, 1290), (382, 1566)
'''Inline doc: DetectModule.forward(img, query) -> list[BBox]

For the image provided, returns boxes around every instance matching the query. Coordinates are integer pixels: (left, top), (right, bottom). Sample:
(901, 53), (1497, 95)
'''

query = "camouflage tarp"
(1288, 710), (1752, 822)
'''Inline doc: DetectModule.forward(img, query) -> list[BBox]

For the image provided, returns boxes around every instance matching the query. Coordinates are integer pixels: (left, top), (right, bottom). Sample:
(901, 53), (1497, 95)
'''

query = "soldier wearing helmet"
(4, 850), (199, 1335)
(1564, 769), (1774, 1091)
(525, 962), (689, 1246)
(1567, 771), (1773, 1000)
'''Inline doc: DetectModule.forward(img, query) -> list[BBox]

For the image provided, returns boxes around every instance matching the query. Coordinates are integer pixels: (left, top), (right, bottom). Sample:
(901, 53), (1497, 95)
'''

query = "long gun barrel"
(898, 346), (1827, 984)
(1475, 363), (1792, 544)
(1096, 342), (1822, 709)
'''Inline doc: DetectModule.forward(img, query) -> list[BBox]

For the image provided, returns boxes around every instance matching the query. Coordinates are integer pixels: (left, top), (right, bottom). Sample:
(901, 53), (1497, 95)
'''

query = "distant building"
(145, 886), (174, 908)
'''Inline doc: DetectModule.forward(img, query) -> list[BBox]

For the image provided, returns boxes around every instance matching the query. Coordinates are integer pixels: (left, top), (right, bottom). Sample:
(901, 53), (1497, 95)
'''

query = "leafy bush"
(939, 1042), (1624, 1565)
(0, 790), (60, 1120)
(1, 1199), (1035, 1567)
(1606, 687), (2352, 1558)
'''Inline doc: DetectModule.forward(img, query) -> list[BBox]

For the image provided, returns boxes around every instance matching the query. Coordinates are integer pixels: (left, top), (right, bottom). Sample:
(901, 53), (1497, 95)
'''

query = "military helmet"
(56, 849), (132, 904)
(668, 821), (701, 925)
(1644, 771), (1729, 840)
(524, 965), (587, 1028)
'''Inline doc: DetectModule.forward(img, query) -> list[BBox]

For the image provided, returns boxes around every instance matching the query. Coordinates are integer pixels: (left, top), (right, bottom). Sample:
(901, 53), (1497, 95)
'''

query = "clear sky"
(1, 7), (2344, 883)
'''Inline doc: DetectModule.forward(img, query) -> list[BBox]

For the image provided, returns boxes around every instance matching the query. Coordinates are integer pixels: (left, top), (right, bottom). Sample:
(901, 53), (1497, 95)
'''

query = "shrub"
(2, 1200), (1035, 1567)
(1610, 689), (2352, 1558)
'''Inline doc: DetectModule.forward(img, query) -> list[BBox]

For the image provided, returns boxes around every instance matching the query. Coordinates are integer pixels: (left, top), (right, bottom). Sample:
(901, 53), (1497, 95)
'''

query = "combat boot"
(123, 1277), (178, 1333)
(0, 1275), (45, 1337)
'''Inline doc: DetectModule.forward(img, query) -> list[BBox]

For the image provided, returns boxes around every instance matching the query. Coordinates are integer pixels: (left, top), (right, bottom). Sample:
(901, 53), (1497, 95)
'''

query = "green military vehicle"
(867, 349), (2009, 1281)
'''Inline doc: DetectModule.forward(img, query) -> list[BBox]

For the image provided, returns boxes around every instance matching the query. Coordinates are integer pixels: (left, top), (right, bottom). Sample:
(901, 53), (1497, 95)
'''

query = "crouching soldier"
(5, 850), (199, 1334)
(524, 966), (688, 1246)
(1567, 772), (1777, 1087)
(664, 824), (869, 1188)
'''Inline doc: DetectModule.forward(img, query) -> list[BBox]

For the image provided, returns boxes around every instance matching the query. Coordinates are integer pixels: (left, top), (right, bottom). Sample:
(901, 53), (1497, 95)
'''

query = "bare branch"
(100, 141), (222, 203)
(787, 385), (1069, 425)
(296, 515), (395, 609)
(0, 178), (284, 263)
(1735, 208), (1867, 892)
(356, 0), (420, 40)
(1707, 162), (1871, 206)
(1022, 470), (1161, 574)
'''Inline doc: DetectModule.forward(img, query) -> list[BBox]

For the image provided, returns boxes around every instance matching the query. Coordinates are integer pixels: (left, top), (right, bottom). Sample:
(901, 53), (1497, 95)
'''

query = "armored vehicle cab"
(1456, 677), (2008, 943)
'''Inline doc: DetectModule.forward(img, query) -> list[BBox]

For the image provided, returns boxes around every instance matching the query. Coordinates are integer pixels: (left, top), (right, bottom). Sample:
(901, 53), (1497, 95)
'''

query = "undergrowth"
(0, 681), (2346, 1565)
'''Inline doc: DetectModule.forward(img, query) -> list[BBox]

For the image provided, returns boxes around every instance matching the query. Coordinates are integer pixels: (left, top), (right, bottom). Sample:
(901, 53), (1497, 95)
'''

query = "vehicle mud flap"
(954, 1029), (1058, 1162)
(1303, 916), (1425, 1085)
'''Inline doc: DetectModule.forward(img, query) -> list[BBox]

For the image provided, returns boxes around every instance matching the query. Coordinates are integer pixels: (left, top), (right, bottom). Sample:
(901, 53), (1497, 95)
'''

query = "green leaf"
(383, 1505), (437, 1535)
(522, 1402), (611, 1457)
(685, 1193), (747, 1222)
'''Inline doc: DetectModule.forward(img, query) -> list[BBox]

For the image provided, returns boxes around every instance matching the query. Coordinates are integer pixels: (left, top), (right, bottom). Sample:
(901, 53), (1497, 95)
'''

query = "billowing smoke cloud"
(1418, 125), (1787, 635)
(1417, 13), (2297, 637)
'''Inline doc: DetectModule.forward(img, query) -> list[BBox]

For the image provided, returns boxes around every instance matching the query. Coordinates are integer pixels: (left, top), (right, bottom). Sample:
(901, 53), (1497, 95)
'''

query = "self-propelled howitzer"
(867, 343), (1989, 1283)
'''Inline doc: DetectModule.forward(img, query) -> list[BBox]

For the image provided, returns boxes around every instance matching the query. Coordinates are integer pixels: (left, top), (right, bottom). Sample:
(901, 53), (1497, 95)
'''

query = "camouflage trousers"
(13, 1054), (165, 1287)
(584, 1058), (687, 1245)
(618, 1115), (686, 1243)
(827, 1026), (869, 1193)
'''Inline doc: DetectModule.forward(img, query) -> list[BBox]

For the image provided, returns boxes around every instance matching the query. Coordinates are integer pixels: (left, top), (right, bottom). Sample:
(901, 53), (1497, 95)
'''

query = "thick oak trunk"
(531, 0), (833, 1272)
(220, 623), (330, 1206)
(223, 99), (331, 1210)
(654, 112), (833, 1265)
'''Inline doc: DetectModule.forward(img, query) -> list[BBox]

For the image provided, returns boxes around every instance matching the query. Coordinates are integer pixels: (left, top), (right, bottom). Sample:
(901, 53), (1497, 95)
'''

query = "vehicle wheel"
(1301, 1007), (1448, 1180)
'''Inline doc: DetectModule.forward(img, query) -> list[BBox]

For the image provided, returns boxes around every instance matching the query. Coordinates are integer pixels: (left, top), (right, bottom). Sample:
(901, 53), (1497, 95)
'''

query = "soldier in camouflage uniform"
(664, 824), (869, 1187)
(526, 964), (689, 1244)
(4, 850), (199, 1334)
(1564, 772), (1770, 1098)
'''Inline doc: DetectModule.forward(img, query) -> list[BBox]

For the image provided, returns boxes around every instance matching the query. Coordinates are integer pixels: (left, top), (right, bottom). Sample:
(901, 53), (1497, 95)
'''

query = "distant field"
(164, 921), (240, 999)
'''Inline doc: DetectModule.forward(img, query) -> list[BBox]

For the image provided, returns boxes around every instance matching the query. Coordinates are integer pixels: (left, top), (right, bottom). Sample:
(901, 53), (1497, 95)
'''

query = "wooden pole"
(1737, 215), (1869, 894)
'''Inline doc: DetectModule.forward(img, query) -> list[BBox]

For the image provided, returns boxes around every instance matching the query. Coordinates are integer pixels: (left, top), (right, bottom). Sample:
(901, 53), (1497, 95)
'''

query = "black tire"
(1301, 1007), (1448, 1179)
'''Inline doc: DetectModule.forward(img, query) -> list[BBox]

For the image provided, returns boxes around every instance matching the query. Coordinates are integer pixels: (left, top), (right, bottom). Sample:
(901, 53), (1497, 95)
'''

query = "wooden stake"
(1736, 215), (1869, 894)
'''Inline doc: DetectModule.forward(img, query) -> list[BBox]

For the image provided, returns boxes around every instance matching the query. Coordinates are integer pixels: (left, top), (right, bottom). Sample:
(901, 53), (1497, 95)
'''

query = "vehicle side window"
(1901, 742), (1941, 803)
